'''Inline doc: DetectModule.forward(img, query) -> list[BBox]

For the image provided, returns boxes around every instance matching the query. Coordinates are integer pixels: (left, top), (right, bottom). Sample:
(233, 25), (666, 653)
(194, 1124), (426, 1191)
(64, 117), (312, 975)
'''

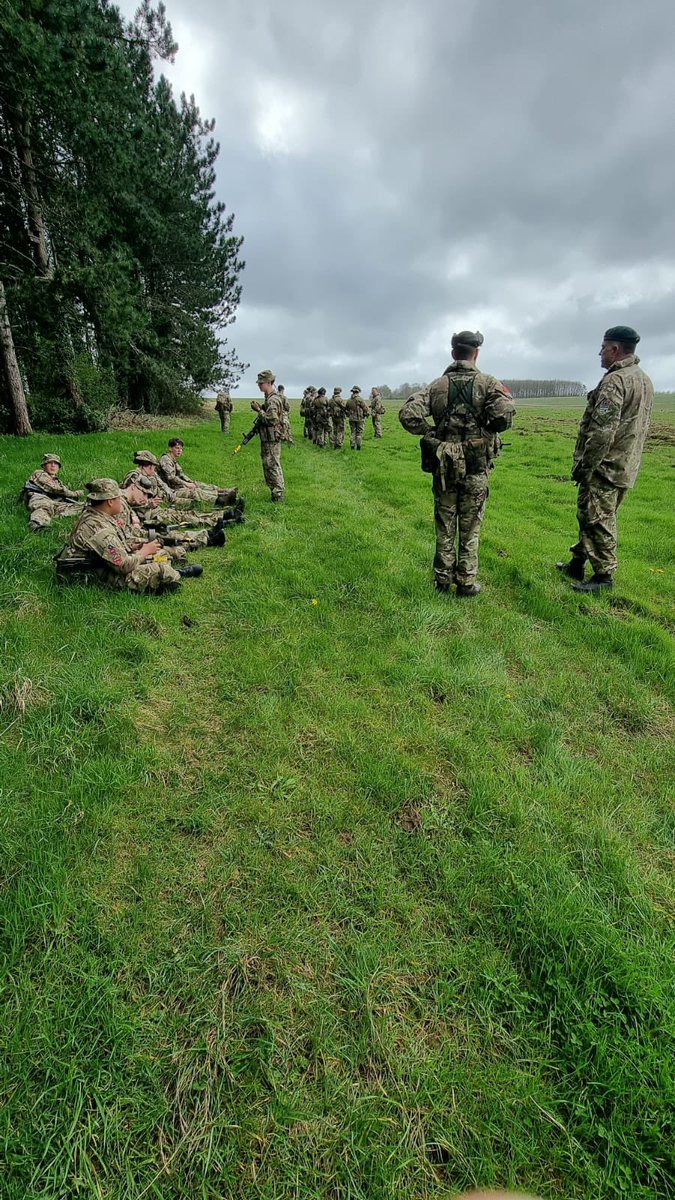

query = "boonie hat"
(42, 453), (62, 466)
(86, 478), (121, 503)
(133, 449), (159, 465)
(350, 385), (361, 393)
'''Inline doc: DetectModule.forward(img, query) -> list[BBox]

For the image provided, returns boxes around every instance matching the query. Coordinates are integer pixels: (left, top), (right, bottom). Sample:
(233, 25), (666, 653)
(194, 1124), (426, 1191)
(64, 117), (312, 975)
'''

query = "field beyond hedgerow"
(1, 402), (674, 1200)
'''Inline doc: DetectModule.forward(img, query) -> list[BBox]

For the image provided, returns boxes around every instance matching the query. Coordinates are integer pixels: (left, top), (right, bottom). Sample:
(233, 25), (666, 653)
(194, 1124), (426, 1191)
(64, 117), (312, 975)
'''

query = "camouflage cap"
(134, 449), (159, 466)
(350, 385), (361, 393)
(451, 330), (484, 349)
(42, 453), (62, 466)
(86, 478), (120, 503)
(333, 387), (342, 394)
(256, 369), (275, 384)
(604, 325), (640, 345)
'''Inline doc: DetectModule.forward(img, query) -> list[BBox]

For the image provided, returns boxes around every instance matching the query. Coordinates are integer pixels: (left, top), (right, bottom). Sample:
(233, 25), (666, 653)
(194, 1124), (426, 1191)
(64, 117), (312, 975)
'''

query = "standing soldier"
(557, 325), (653, 593)
(300, 389), (311, 439)
(345, 386), (369, 450)
(215, 388), (233, 433)
(313, 388), (330, 447)
(370, 388), (386, 438)
(251, 369), (285, 502)
(278, 385), (294, 445)
(398, 331), (515, 596)
(330, 387), (347, 449)
(22, 453), (85, 531)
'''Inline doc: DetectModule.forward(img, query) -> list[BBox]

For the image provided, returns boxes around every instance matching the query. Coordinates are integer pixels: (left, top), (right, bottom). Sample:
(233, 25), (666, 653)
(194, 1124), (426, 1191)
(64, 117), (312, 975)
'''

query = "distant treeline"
(374, 380), (587, 400)
(1, 0), (245, 435)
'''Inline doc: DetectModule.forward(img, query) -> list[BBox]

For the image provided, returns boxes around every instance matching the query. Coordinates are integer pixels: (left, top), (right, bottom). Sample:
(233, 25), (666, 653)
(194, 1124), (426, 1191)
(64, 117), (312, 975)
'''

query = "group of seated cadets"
(21, 441), (244, 595)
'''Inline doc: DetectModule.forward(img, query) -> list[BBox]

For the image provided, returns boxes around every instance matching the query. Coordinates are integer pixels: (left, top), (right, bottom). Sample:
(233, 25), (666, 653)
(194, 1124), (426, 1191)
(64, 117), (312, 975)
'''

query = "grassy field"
(1, 400), (674, 1200)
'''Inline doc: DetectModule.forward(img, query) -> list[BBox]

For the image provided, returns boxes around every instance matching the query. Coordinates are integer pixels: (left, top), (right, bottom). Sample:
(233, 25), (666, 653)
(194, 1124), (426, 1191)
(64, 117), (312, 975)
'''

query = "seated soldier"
(122, 450), (224, 524)
(158, 439), (238, 506)
(22, 453), (85, 531)
(120, 482), (226, 550)
(62, 479), (203, 593)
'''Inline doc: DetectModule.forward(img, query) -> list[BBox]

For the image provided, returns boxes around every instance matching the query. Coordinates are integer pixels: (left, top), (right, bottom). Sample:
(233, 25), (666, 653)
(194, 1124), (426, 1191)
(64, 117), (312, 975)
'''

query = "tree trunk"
(11, 111), (51, 277)
(0, 282), (32, 435)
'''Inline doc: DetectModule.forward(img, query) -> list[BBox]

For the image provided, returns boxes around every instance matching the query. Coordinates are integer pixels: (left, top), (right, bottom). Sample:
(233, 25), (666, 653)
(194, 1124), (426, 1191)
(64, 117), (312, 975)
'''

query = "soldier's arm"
(482, 378), (516, 433)
(156, 473), (175, 502)
(398, 390), (433, 435)
(32, 470), (65, 497)
(88, 529), (145, 576)
(575, 379), (623, 475)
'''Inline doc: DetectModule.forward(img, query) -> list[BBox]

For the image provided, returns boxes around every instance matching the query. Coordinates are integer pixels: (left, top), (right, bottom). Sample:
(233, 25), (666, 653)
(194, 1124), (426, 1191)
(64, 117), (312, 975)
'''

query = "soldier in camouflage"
(122, 452), (226, 533)
(158, 440), (238, 506)
(345, 386), (370, 450)
(120, 482), (225, 552)
(557, 326), (653, 592)
(278, 386), (294, 444)
(399, 331), (515, 596)
(370, 388), (386, 438)
(215, 389), (232, 433)
(313, 388), (331, 447)
(252, 369), (285, 501)
(22, 454), (85, 531)
(63, 479), (188, 593)
(330, 387), (346, 449)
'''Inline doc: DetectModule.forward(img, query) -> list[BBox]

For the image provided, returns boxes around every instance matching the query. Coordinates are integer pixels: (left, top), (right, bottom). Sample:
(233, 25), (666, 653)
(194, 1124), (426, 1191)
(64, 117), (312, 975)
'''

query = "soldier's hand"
(140, 540), (162, 558)
(148, 497), (161, 508)
(75, 490), (85, 498)
(251, 401), (262, 413)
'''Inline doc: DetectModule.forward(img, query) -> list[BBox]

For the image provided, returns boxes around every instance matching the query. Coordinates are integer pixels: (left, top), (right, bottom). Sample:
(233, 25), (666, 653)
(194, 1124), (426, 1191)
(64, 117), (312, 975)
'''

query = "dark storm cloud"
(120, 0), (675, 389)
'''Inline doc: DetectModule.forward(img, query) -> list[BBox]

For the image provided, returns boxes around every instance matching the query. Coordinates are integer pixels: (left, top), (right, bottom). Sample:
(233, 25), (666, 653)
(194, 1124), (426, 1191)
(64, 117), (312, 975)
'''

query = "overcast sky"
(120, 0), (675, 393)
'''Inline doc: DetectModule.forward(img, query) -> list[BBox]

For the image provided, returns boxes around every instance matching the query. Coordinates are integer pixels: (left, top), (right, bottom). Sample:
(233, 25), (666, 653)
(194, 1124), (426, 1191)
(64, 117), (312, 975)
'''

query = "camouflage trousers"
(281, 415), (294, 444)
(571, 474), (627, 576)
(372, 415), (383, 438)
(141, 507), (220, 532)
(98, 560), (181, 593)
(349, 420), (365, 449)
(314, 423), (329, 448)
(303, 418), (313, 439)
(433, 471), (489, 586)
(28, 496), (84, 531)
(261, 442), (285, 500)
(172, 483), (222, 506)
(218, 412), (231, 434)
(331, 420), (345, 449)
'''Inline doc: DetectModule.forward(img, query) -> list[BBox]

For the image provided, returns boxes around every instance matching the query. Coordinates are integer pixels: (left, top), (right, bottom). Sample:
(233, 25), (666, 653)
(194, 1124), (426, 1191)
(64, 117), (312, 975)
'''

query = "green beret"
(451, 330), (484, 349)
(86, 478), (120, 503)
(134, 449), (159, 466)
(604, 325), (640, 345)
(256, 368), (275, 384)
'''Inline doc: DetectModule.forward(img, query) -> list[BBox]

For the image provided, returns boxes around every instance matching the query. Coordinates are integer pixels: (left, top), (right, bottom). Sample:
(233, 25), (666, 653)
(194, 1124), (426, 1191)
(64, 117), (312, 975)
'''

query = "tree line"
(374, 380), (587, 400)
(0, 0), (245, 435)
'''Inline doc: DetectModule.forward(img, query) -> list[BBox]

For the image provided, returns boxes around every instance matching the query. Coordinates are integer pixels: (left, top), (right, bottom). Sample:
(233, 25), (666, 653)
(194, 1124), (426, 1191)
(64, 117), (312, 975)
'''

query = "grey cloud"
(119, 0), (675, 390)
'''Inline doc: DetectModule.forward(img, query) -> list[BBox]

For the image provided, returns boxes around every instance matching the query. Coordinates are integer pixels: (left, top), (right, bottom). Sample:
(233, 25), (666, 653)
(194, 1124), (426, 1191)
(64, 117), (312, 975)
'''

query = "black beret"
(604, 325), (640, 345)
(451, 330), (484, 349)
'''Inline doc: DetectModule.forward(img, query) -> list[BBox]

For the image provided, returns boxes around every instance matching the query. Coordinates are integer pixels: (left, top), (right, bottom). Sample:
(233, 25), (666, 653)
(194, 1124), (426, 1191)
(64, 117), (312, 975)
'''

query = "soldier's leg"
(28, 496), (56, 530)
(144, 507), (219, 531)
(433, 480), (459, 589)
(574, 476), (626, 577)
(261, 444), (285, 500)
(336, 424), (345, 449)
(374, 416), (383, 438)
(456, 473), (490, 586)
(355, 423), (363, 449)
(349, 422), (356, 449)
(126, 561), (182, 593)
(162, 528), (209, 550)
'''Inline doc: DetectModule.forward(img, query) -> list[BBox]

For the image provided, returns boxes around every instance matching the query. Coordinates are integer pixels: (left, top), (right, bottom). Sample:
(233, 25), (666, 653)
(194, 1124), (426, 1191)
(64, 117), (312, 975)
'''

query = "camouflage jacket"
(116, 497), (145, 550)
(257, 391), (284, 445)
(345, 396), (370, 423)
(122, 468), (174, 505)
(215, 392), (232, 412)
(573, 355), (653, 489)
(25, 469), (82, 501)
(370, 395), (386, 415)
(313, 395), (331, 426)
(66, 507), (144, 580)
(398, 361), (515, 474)
(158, 453), (193, 490)
(330, 395), (347, 421)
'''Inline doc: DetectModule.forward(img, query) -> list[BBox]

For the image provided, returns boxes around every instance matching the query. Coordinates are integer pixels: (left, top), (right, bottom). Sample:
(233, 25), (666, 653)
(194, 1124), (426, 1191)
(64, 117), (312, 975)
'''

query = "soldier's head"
(333, 387), (342, 396)
(257, 368), (276, 396)
(278, 384), (285, 394)
(168, 437), (184, 459)
(317, 387), (326, 396)
(600, 325), (640, 369)
(86, 478), (122, 516)
(451, 330), (484, 363)
(350, 385), (361, 395)
(134, 449), (159, 476)
(371, 388), (380, 397)
(42, 453), (62, 477)
(123, 481), (147, 508)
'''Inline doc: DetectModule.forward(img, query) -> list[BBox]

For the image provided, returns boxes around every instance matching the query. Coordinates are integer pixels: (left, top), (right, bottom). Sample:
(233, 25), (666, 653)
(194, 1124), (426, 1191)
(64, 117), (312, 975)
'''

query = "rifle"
(234, 416), (262, 454)
(22, 480), (81, 504)
(54, 551), (99, 581)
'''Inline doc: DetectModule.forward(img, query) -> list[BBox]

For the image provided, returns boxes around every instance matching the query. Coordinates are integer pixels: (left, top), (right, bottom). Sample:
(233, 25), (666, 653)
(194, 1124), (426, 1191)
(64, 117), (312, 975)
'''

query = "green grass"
(1, 401), (674, 1200)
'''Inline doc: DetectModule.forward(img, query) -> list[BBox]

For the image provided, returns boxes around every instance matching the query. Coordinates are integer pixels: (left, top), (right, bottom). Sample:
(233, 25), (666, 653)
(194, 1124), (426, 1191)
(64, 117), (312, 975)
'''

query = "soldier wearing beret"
(251, 369), (285, 501)
(62, 479), (188, 593)
(345, 386), (370, 450)
(22, 454), (85, 531)
(558, 326), (653, 592)
(399, 331), (515, 596)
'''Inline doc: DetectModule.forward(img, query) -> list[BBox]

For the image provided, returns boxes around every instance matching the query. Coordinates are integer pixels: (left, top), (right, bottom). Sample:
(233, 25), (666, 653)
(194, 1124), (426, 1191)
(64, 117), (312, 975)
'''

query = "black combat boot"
(216, 487), (238, 506)
(556, 557), (585, 581)
(206, 527), (226, 547)
(177, 563), (204, 578)
(572, 574), (613, 593)
(456, 582), (482, 597)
